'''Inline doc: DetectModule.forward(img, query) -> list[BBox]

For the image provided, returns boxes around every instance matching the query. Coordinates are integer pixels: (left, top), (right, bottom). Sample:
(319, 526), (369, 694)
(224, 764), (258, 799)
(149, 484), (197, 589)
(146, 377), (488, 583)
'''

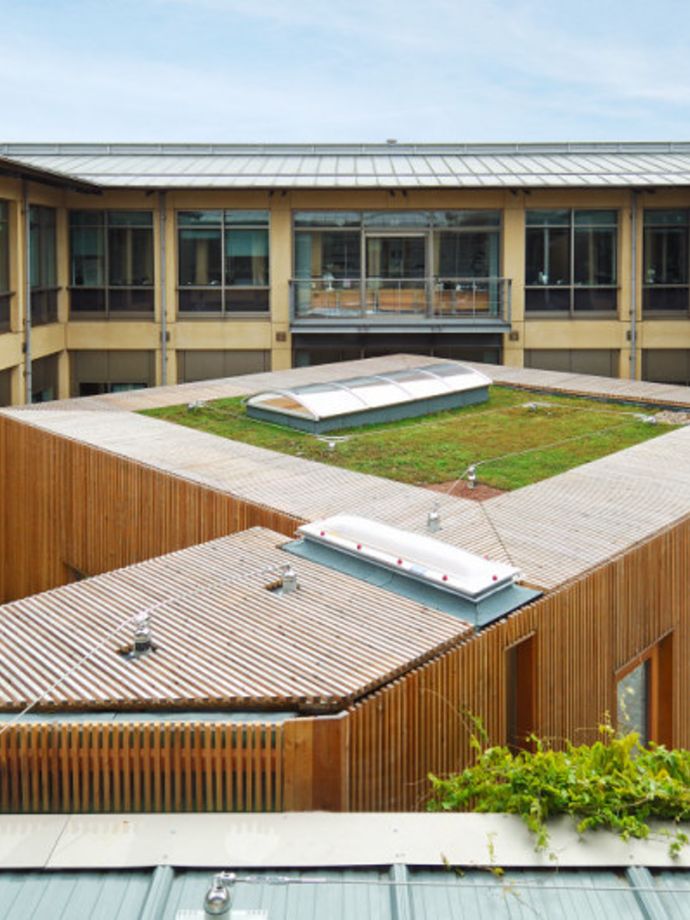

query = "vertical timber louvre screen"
(347, 515), (690, 811)
(0, 722), (283, 813)
(0, 416), (303, 602)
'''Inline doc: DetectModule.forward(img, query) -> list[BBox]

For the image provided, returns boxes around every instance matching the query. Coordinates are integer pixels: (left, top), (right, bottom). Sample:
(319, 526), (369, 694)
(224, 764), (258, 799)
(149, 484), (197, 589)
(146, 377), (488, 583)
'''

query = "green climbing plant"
(428, 720), (690, 856)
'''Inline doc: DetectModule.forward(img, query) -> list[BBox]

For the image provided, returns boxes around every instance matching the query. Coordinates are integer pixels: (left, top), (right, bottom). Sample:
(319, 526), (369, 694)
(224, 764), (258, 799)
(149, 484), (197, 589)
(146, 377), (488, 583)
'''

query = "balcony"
(290, 277), (512, 333)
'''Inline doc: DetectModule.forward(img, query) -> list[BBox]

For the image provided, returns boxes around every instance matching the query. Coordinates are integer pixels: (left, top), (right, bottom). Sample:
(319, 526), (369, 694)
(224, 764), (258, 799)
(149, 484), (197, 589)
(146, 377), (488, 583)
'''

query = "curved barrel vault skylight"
(246, 363), (491, 429)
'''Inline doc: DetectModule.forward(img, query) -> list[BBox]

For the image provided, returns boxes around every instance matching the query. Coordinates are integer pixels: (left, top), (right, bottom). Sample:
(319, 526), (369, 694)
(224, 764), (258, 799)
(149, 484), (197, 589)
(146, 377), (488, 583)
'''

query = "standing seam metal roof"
(3, 810), (690, 919)
(3, 141), (690, 187)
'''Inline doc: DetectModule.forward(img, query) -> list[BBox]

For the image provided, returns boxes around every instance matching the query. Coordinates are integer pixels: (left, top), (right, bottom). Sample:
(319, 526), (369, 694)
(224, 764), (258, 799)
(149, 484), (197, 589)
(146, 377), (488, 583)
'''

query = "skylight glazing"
(246, 362), (490, 422)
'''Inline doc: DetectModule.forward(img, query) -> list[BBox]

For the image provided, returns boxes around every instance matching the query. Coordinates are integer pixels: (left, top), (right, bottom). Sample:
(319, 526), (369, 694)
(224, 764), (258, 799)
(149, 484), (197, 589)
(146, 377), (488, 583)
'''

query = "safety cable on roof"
(0, 562), (293, 736)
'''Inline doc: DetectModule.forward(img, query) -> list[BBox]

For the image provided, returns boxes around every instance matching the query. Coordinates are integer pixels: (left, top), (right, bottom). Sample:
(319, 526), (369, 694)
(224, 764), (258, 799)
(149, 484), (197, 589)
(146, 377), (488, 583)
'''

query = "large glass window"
(69, 211), (154, 317)
(643, 210), (689, 314)
(178, 210), (269, 315)
(30, 206), (58, 326)
(293, 210), (502, 317)
(525, 210), (618, 314)
(0, 201), (10, 332)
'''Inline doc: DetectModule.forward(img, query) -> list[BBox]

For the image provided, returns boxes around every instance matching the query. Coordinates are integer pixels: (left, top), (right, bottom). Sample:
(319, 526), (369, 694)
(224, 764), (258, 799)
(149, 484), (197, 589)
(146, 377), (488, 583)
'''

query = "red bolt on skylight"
(356, 543), (362, 550)
(397, 558), (403, 566)
(320, 531), (325, 537)
(492, 575), (498, 581)
(442, 574), (448, 582)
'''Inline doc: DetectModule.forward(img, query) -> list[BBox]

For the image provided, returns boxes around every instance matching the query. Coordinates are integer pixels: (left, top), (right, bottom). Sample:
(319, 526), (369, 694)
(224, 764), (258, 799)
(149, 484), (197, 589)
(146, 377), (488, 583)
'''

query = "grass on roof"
(142, 386), (676, 491)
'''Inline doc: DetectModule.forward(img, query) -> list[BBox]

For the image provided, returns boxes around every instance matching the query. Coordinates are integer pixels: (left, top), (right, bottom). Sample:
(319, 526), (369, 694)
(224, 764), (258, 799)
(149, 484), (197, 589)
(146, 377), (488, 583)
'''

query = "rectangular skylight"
(298, 514), (521, 602)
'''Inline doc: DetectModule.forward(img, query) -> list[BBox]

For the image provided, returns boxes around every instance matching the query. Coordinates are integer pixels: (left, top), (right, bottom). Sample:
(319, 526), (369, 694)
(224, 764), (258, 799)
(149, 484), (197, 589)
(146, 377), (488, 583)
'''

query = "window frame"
(29, 205), (59, 326)
(292, 210), (503, 314)
(69, 210), (155, 320)
(615, 632), (673, 747)
(642, 209), (690, 317)
(177, 210), (270, 318)
(0, 200), (12, 333)
(524, 209), (619, 318)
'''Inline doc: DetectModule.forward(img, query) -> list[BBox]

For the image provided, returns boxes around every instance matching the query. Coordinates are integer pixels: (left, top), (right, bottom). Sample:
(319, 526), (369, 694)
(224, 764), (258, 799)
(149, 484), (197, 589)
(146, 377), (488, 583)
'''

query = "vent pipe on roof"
(427, 503), (441, 533)
(281, 564), (298, 595)
(204, 872), (235, 915)
(467, 465), (477, 489)
(133, 613), (152, 654)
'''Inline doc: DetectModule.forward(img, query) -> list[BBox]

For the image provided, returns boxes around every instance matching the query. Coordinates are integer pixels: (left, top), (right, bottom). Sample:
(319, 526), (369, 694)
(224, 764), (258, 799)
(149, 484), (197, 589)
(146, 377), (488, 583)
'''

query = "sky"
(1, 0), (690, 143)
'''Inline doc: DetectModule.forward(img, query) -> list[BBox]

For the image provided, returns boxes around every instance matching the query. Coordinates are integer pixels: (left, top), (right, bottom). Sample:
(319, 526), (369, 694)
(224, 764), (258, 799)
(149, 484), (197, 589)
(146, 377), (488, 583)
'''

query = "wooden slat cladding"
(0, 516), (687, 813)
(0, 529), (469, 713)
(346, 515), (690, 811)
(0, 416), (302, 602)
(0, 721), (282, 813)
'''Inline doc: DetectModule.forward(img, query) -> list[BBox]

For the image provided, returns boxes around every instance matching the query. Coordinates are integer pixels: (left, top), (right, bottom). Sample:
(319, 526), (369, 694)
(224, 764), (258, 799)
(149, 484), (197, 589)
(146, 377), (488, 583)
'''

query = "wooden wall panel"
(345, 516), (690, 811)
(0, 721), (283, 813)
(1, 418), (689, 814)
(0, 417), (303, 602)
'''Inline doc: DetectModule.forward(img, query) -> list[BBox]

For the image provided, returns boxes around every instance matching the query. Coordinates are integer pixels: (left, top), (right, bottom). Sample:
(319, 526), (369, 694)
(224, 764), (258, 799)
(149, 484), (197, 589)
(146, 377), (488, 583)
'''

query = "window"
(30, 206), (58, 326)
(69, 211), (154, 317)
(642, 349), (690, 385)
(178, 210), (269, 315)
(617, 659), (650, 743)
(0, 201), (10, 332)
(643, 210), (689, 314)
(0, 368), (10, 406)
(70, 350), (156, 397)
(524, 348), (619, 378)
(177, 349), (270, 382)
(31, 353), (59, 403)
(616, 634), (673, 747)
(293, 210), (502, 317)
(525, 210), (618, 314)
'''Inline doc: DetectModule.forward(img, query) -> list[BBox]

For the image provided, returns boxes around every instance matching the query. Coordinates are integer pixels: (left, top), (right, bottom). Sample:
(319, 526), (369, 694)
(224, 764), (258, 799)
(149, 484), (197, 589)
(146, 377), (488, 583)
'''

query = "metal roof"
(0, 527), (470, 714)
(2, 813), (690, 918)
(4, 141), (690, 188)
(0, 153), (101, 193)
(4, 865), (684, 919)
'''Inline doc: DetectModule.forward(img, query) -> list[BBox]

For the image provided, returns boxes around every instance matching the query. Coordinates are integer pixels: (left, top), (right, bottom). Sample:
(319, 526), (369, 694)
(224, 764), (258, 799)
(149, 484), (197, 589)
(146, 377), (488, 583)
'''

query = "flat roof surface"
(0, 528), (470, 713)
(5, 356), (690, 591)
(3, 812), (690, 870)
(4, 141), (690, 188)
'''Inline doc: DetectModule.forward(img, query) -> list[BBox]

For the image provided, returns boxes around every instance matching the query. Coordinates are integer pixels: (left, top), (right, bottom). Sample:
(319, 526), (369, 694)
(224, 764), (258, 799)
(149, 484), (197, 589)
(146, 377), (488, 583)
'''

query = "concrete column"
(502, 199), (525, 368)
(269, 200), (293, 370)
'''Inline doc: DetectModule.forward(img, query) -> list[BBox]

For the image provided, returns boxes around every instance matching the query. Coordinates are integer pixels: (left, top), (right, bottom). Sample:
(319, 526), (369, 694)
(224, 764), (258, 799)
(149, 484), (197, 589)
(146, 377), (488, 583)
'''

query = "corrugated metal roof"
(0, 869), (152, 919)
(3, 141), (690, 188)
(3, 812), (690, 917)
(5, 864), (690, 919)
(0, 528), (470, 713)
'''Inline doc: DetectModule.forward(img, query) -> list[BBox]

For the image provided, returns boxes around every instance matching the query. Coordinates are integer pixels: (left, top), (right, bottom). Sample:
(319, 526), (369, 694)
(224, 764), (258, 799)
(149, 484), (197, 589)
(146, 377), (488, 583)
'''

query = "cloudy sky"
(2, 0), (689, 142)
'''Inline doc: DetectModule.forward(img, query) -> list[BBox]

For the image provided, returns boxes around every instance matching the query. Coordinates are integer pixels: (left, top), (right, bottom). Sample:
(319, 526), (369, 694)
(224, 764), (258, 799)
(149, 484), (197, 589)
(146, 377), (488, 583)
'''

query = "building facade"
(2, 142), (690, 405)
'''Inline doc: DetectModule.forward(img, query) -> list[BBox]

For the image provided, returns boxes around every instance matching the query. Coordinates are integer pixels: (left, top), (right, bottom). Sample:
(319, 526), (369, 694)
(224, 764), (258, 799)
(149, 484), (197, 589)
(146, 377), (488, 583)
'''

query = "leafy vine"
(428, 721), (690, 856)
